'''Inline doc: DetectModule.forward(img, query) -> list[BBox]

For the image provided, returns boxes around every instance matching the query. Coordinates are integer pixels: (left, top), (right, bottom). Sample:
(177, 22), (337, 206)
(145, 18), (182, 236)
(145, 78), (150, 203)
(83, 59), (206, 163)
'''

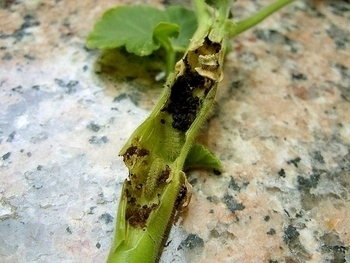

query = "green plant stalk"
(153, 22), (180, 75)
(160, 37), (177, 76)
(230, 0), (295, 37)
(106, 0), (295, 262)
(107, 1), (228, 262)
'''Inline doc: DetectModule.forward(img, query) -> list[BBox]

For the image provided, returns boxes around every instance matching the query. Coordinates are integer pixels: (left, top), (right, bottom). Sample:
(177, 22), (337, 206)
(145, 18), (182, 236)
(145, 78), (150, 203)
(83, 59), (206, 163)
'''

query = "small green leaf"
(86, 6), (167, 56)
(185, 143), (222, 171)
(153, 22), (180, 73)
(153, 22), (180, 47)
(165, 6), (198, 51)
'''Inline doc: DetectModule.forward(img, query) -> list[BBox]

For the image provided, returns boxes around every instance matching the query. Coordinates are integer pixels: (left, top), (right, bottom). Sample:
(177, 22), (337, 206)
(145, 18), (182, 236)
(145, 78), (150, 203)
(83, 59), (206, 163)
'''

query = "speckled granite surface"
(0, 0), (349, 262)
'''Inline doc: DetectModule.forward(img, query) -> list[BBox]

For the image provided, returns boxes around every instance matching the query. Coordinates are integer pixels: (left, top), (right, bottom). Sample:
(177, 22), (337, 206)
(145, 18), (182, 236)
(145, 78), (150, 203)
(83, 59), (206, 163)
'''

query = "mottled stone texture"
(0, 0), (349, 263)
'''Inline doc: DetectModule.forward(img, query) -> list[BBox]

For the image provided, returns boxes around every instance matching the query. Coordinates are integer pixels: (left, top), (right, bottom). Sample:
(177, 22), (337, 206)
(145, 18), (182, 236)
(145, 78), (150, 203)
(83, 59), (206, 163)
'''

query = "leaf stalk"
(231, 0), (295, 37)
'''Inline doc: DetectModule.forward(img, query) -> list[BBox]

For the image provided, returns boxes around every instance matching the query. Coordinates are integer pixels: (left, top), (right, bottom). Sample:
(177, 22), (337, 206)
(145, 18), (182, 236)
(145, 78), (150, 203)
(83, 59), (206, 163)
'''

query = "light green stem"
(163, 43), (176, 75)
(192, 0), (211, 25)
(232, 0), (295, 36)
(106, 0), (296, 262)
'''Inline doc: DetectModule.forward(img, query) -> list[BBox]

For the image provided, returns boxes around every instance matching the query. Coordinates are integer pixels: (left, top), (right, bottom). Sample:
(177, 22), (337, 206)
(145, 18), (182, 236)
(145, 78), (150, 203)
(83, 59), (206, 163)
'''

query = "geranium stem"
(232, 0), (295, 37)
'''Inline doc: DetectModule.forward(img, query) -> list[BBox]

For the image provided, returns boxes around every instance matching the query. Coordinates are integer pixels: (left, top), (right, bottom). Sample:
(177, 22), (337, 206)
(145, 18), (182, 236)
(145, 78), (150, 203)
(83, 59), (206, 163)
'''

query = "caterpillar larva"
(144, 157), (164, 199)
(161, 120), (184, 161)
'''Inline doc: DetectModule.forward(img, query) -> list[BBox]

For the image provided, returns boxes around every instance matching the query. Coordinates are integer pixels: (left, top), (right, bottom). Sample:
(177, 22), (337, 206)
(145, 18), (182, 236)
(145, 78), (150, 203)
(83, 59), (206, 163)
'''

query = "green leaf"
(153, 22), (180, 48)
(165, 6), (198, 51)
(153, 22), (180, 74)
(185, 143), (222, 171)
(86, 6), (167, 56)
(86, 5), (197, 57)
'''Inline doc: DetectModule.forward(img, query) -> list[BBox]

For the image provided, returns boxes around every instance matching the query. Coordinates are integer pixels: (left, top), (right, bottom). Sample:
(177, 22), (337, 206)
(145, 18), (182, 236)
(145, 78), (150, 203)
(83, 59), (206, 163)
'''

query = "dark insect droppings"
(165, 67), (205, 132)
(175, 184), (187, 210)
(123, 146), (150, 161)
(125, 203), (158, 228)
